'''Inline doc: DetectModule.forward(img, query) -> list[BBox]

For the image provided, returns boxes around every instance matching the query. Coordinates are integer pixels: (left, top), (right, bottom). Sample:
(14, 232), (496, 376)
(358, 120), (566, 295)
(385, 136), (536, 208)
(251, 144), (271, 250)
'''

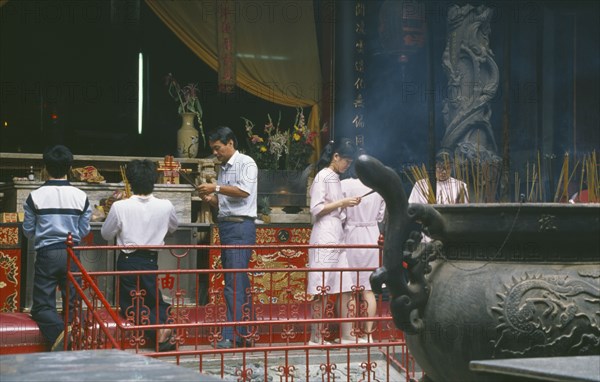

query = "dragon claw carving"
(369, 267), (388, 295)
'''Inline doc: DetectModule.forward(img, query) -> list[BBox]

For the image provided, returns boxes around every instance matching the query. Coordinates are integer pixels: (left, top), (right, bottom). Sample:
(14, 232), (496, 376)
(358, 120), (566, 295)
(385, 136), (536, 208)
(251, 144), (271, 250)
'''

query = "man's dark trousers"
(31, 244), (80, 345)
(218, 219), (256, 342)
(117, 250), (171, 343)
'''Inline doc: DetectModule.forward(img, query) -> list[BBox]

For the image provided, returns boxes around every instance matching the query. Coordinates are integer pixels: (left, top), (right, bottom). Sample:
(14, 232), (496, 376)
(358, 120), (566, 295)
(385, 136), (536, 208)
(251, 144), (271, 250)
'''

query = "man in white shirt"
(101, 159), (178, 352)
(196, 126), (257, 349)
(408, 153), (469, 243)
(408, 154), (469, 205)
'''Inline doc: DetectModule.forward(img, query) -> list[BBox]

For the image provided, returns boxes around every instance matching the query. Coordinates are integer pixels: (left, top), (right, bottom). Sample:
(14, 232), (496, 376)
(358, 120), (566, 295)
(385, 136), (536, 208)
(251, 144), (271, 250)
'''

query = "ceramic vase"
(176, 112), (199, 158)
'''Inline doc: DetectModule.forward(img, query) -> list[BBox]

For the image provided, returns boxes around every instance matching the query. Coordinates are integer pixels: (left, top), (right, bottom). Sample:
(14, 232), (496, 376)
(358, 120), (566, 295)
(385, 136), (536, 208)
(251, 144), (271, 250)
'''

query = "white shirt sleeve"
(310, 171), (327, 217)
(168, 204), (179, 234)
(408, 179), (429, 204)
(100, 204), (120, 241)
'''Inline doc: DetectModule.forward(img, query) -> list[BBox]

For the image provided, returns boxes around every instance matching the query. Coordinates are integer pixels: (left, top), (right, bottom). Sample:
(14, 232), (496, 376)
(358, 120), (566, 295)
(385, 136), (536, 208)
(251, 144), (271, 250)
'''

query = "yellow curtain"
(145, 0), (322, 157)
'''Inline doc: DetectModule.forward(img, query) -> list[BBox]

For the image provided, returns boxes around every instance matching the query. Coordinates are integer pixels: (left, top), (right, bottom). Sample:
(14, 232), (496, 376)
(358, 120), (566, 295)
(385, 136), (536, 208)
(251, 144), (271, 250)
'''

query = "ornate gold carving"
(0, 227), (19, 246)
(210, 227), (311, 304)
(0, 250), (19, 312)
(1, 291), (17, 312)
(289, 228), (311, 243)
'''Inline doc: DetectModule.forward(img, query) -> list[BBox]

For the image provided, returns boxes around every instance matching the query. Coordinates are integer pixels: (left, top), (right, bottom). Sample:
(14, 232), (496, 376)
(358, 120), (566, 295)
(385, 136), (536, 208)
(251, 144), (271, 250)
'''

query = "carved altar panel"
(0, 224), (21, 312)
(209, 225), (311, 304)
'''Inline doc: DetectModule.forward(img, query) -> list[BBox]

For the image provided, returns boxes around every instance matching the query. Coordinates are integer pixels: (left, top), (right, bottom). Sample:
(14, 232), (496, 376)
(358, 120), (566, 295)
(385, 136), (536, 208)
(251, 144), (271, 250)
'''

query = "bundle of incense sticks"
(403, 150), (597, 204)
(120, 165), (131, 198)
(584, 151), (598, 202)
(552, 150), (599, 203)
(553, 153), (580, 202)
(451, 152), (501, 203)
(404, 164), (435, 204)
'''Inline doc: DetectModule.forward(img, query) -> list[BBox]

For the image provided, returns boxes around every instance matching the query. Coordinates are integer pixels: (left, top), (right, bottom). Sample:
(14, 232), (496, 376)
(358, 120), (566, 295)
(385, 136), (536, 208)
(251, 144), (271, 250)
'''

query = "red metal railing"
(64, 235), (422, 381)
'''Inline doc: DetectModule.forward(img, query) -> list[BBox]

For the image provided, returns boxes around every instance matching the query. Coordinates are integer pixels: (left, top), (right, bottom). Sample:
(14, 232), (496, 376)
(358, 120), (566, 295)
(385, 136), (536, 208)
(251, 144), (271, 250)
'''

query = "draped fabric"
(146, 0), (322, 157)
(0, 0), (9, 7)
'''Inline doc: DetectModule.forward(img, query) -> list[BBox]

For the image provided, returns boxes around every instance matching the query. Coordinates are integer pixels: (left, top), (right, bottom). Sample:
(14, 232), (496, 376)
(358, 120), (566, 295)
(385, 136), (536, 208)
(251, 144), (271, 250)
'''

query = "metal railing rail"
(63, 234), (420, 381)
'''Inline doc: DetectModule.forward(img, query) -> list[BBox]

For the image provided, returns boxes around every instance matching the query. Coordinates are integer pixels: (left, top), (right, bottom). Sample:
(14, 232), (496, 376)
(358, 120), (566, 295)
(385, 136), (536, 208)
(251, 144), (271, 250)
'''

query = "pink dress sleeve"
(310, 170), (327, 217)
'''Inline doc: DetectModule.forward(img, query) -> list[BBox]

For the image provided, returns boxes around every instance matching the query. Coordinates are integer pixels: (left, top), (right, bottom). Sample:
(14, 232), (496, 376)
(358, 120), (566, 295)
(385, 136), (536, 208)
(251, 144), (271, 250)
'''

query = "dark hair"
(126, 159), (157, 195)
(207, 126), (238, 149)
(316, 138), (356, 171)
(435, 151), (452, 165)
(342, 148), (366, 179)
(43, 145), (73, 178)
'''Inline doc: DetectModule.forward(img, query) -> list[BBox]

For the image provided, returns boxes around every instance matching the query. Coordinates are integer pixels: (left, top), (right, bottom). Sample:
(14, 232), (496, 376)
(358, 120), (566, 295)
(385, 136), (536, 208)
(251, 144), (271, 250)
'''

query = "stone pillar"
(440, 4), (501, 163)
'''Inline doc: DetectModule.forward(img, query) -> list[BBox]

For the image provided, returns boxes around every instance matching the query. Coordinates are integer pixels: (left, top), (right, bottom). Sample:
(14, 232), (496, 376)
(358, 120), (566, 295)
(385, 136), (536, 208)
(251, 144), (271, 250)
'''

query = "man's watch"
(215, 185), (221, 193)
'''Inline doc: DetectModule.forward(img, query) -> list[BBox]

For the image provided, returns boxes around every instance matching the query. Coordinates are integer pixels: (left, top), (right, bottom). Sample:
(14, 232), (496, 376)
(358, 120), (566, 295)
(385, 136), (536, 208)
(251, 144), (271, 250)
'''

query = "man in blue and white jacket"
(22, 145), (92, 351)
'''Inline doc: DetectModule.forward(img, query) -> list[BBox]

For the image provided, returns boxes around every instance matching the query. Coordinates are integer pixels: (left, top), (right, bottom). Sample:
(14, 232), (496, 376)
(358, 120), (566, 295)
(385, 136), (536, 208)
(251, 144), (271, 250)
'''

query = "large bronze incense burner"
(356, 154), (600, 382)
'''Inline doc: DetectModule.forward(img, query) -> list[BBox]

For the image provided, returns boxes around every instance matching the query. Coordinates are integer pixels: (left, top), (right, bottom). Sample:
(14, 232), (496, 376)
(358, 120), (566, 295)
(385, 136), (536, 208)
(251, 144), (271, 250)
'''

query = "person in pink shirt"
(307, 139), (361, 345)
(341, 156), (386, 343)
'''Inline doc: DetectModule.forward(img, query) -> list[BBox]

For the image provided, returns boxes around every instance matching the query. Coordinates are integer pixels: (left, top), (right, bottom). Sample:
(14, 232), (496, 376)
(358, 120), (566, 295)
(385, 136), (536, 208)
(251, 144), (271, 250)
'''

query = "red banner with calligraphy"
(217, 0), (236, 93)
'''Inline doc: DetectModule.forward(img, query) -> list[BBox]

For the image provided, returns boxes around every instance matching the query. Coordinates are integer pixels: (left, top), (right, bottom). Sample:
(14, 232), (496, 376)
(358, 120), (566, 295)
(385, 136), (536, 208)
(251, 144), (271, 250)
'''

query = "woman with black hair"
(307, 139), (361, 345)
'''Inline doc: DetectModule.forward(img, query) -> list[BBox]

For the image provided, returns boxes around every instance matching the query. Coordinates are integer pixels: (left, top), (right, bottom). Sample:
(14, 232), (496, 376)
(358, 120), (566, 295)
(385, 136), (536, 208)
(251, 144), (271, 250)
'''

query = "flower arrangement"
(286, 108), (317, 171)
(243, 108), (317, 171)
(243, 112), (289, 170)
(165, 73), (205, 145)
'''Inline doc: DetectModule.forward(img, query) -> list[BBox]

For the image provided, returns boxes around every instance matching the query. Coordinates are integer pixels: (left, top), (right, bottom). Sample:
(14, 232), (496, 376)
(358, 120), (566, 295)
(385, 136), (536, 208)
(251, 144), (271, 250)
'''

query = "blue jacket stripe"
(38, 208), (85, 215)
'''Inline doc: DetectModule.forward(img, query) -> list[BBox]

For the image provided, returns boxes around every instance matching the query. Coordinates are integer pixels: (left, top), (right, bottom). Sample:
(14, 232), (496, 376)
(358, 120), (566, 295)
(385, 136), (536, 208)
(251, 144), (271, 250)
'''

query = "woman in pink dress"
(307, 139), (361, 344)
(341, 166), (386, 343)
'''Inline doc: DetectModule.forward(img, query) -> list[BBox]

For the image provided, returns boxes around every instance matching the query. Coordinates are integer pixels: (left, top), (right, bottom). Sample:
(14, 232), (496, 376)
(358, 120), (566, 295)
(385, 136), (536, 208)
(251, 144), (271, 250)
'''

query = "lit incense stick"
(361, 189), (376, 198)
